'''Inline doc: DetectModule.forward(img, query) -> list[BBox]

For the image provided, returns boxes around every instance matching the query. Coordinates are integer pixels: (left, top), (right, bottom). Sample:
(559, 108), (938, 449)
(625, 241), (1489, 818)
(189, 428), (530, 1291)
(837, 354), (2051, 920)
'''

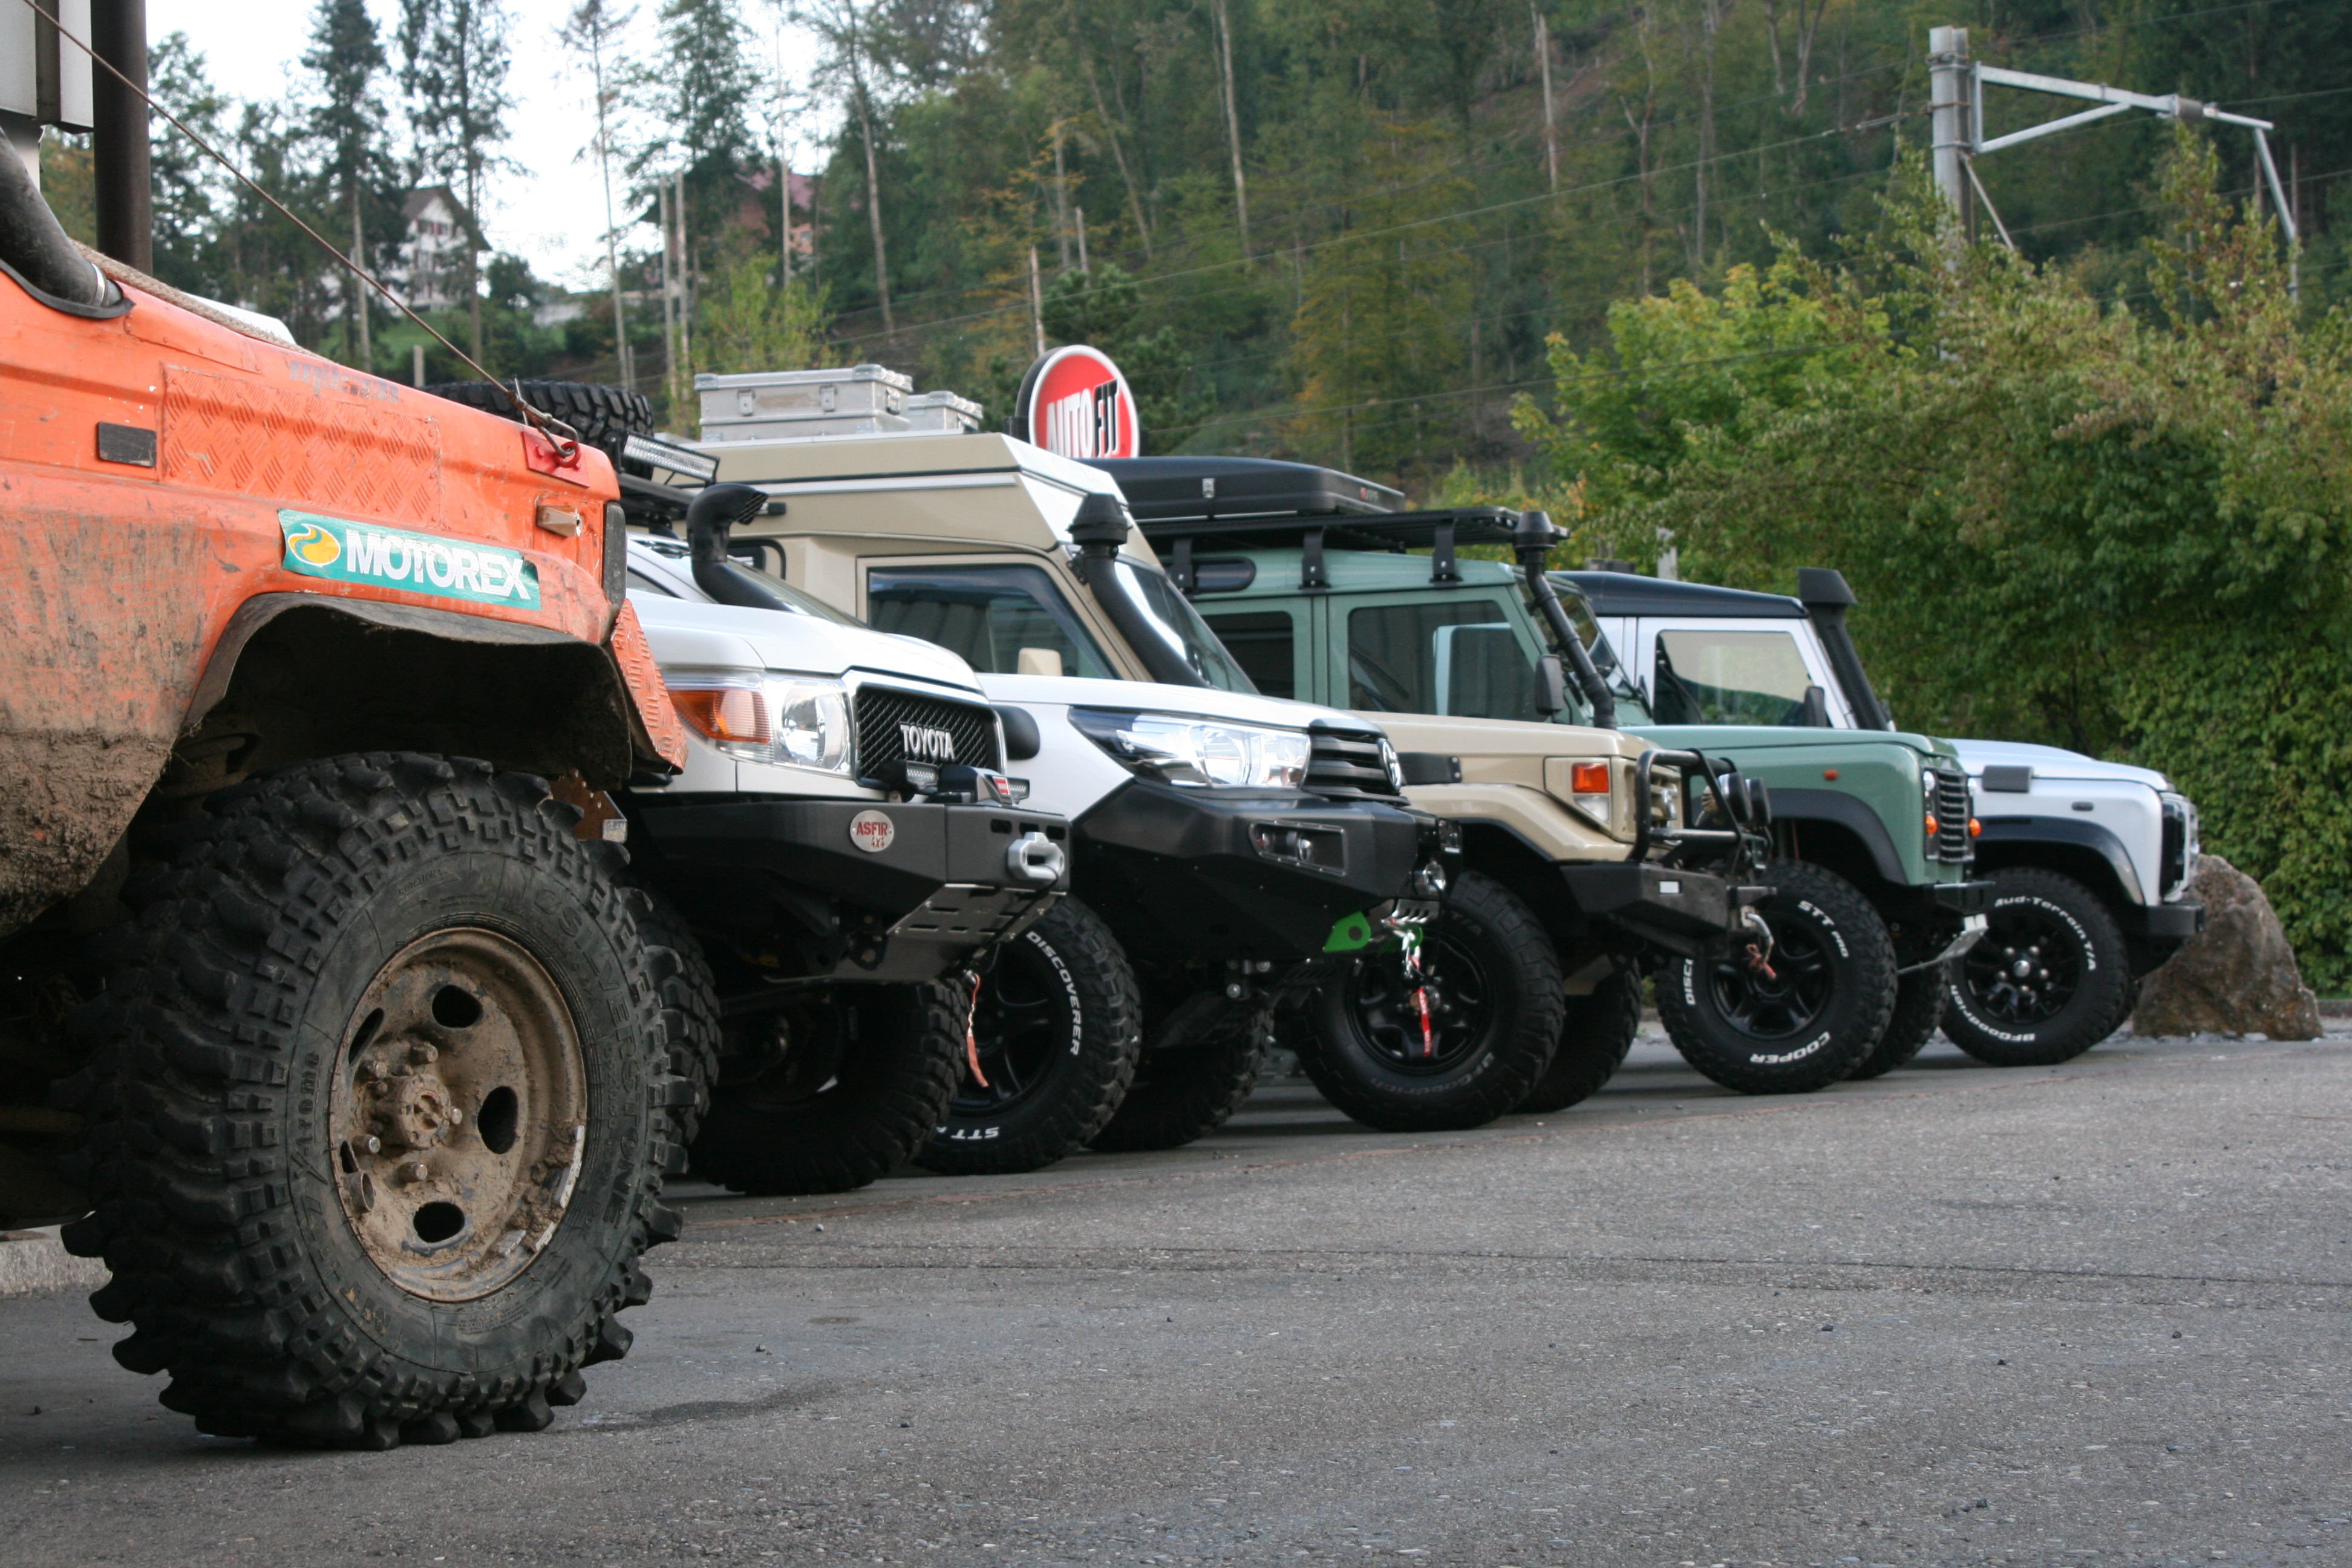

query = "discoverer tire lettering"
(51, 754), (688, 1449)
(919, 898), (1142, 1176)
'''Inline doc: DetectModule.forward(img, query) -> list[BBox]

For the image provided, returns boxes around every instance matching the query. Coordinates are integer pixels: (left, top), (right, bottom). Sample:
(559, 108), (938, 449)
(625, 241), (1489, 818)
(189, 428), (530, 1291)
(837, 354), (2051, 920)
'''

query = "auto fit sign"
(1014, 345), (1140, 460)
(278, 510), (542, 607)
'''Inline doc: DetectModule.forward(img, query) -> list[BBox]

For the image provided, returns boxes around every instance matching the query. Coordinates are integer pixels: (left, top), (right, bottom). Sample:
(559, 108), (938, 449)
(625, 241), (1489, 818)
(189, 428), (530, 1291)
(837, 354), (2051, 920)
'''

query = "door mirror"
(1433, 624), (1529, 717)
(1016, 646), (1063, 678)
(1536, 655), (1568, 716)
(1798, 684), (1831, 727)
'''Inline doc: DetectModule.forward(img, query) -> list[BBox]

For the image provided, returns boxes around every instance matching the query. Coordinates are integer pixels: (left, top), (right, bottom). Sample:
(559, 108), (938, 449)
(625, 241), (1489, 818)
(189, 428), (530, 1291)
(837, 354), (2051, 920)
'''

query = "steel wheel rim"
(1344, 927), (1496, 1074)
(330, 928), (587, 1304)
(1702, 916), (1838, 1043)
(1961, 903), (2083, 1025)
(953, 935), (1077, 1117)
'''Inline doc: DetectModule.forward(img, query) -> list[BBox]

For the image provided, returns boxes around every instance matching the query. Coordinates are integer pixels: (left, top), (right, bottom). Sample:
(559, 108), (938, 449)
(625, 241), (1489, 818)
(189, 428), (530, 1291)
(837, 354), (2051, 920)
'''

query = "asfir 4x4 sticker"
(279, 510), (541, 607)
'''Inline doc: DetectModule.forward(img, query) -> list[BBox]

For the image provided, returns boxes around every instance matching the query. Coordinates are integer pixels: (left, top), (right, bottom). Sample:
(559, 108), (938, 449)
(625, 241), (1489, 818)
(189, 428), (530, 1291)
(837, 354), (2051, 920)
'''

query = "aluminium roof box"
(1086, 455), (1404, 522)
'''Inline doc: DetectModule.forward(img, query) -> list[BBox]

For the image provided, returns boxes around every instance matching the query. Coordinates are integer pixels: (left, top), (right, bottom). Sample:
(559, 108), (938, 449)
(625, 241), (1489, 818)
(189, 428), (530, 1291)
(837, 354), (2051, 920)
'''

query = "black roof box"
(1557, 570), (1808, 619)
(1085, 456), (1405, 521)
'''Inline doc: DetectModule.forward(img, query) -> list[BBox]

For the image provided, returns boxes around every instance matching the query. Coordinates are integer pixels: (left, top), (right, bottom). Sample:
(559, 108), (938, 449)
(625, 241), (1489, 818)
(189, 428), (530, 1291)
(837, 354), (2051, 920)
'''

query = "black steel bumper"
(2118, 900), (2206, 942)
(1933, 879), (2000, 916)
(1561, 862), (1762, 959)
(1074, 781), (1452, 962)
(626, 797), (1069, 982)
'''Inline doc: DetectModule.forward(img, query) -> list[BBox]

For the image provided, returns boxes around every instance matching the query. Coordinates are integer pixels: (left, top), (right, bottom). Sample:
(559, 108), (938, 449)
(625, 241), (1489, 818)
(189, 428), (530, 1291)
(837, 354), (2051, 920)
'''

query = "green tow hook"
(1324, 910), (1378, 952)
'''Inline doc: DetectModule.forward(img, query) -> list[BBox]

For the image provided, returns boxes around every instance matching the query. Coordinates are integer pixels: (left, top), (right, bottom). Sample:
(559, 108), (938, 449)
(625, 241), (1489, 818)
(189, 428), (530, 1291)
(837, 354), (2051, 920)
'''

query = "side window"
(1346, 601), (1541, 720)
(1653, 629), (1816, 725)
(866, 564), (1115, 679)
(1201, 609), (1299, 700)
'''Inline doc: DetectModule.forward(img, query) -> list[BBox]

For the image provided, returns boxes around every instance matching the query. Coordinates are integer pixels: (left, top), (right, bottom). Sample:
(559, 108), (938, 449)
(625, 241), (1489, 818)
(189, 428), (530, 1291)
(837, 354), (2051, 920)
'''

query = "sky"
(155, 0), (833, 289)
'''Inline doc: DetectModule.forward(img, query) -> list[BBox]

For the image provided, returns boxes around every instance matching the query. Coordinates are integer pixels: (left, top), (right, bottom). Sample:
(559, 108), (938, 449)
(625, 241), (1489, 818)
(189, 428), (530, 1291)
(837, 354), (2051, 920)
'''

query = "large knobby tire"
(632, 890), (721, 1146)
(1298, 872), (1567, 1132)
(1942, 868), (2132, 1067)
(1518, 965), (1642, 1114)
(53, 754), (692, 1449)
(425, 379), (655, 473)
(1659, 860), (1894, 1095)
(1086, 995), (1272, 1153)
(1849, 967), (1945, 1080)
(918, 899), (1141, 1177)
(689, 983), (962, 1195)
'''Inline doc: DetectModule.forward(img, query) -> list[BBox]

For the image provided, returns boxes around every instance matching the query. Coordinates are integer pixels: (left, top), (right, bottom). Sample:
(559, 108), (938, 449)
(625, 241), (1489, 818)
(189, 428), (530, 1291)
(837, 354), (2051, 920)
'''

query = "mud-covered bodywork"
(0, 255), (678, 941)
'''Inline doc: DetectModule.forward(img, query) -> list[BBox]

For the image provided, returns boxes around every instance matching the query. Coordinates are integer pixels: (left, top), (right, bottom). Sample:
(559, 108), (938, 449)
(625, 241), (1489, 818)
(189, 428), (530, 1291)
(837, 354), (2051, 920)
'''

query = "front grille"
(854, 685), (1001, 774)
(1305, 725), (1403, 802)
(1929, 768), (1973, 863)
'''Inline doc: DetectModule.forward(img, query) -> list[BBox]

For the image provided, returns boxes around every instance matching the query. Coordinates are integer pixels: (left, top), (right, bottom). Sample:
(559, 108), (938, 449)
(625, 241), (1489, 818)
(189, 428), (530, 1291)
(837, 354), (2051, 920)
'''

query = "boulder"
(2133, 854), (2322, 1040)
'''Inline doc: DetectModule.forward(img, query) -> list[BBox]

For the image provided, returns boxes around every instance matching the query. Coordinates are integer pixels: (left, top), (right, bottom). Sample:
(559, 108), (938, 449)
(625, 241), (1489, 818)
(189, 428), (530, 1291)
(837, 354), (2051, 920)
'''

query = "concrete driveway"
(4, 1028), (2348, 1567)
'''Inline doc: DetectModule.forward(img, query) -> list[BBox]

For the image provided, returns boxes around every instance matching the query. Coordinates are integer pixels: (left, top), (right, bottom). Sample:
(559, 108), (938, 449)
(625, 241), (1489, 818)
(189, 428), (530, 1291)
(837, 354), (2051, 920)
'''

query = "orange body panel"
(0, 275), (665, 934)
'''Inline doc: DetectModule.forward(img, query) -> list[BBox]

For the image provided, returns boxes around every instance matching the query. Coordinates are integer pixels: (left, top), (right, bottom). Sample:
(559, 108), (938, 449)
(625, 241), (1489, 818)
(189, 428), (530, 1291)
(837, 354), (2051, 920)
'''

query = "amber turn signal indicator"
(1569, 762), (1612, 795)
(1970, 818), (1983, 837)
(1925, 813), (1940, 835)
(671, 687), (769, 743)
(1823, 768), (1838, 780)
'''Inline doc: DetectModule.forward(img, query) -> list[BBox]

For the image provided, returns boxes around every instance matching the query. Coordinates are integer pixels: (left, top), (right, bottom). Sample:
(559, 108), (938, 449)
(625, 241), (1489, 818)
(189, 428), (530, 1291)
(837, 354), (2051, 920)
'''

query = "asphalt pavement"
(4, 1026), (2348, 1568)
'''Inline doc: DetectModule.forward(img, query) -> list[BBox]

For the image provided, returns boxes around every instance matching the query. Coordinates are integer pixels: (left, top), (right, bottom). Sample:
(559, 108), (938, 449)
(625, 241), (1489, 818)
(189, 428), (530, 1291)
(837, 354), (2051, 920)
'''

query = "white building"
(397, 186), (471, 311)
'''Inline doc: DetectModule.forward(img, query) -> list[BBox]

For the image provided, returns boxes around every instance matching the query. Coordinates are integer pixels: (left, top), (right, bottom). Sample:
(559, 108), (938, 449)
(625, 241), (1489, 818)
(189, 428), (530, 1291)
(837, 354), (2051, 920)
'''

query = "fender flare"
(1765, 787), (1909, 887)
(1975, 815), (2147, 907)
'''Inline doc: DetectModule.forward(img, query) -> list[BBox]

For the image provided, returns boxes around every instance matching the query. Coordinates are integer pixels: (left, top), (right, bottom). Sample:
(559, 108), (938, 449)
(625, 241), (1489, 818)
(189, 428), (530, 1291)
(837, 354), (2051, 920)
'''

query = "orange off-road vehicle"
(0, 147), (705, 1448)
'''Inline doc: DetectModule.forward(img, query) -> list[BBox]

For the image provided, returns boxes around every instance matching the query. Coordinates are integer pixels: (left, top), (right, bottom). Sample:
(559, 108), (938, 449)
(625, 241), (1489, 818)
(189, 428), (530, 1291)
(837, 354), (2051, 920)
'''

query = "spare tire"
(425, 379), (656, 474)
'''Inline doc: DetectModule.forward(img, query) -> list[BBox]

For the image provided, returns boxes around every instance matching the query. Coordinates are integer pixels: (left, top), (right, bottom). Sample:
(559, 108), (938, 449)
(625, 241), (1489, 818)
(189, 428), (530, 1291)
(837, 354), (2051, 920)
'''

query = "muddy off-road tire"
(1942, 868), (2132, 1067)
(1518, 965), (1642, 1114)
(690, 984), (963, 1195)
(919, 900), (1142, 1177)
(1086, 995), (1272, 1154)
(52, 754), (696, 1449)
(425, 379), (655, 473)
(1849, 967), (1945, 1081)
(1659, 860), (1895, 1096)
(1299, 872), (1567, 1133)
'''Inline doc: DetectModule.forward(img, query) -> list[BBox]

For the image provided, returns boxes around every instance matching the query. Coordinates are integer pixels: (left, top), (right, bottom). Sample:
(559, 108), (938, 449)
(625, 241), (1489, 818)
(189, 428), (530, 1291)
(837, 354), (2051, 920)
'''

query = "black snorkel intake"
(1514, 510), (1616, 730)
(687, 483), (799, 613)
(1070, 491), (1210, 688)
(1795, 567), (1893, 731)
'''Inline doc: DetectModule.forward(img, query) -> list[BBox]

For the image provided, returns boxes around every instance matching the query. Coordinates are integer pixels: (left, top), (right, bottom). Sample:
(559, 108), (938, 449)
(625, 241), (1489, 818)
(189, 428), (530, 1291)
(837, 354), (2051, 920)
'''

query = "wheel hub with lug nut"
(330, 927), (588, 1304)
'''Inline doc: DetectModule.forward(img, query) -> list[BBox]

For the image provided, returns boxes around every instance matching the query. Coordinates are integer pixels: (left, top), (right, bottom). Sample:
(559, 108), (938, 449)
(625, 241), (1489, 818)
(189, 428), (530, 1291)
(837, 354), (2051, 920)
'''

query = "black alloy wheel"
(1658, 859), (1893, 1095)
(1298, 871), (1565, 1132)
(919, 899), (1140, 1175)
(1941, 868), (2131, 1067)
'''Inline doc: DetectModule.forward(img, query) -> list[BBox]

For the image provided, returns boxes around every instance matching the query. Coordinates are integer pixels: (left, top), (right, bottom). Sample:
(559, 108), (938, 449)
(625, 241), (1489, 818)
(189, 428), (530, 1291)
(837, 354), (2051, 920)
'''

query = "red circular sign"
(1014, 345), (1140, 460)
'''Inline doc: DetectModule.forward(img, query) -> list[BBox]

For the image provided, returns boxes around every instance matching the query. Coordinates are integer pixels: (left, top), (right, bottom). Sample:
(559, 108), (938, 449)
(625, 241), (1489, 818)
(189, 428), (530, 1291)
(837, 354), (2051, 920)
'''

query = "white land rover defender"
(1560, 565), (2203, 1064)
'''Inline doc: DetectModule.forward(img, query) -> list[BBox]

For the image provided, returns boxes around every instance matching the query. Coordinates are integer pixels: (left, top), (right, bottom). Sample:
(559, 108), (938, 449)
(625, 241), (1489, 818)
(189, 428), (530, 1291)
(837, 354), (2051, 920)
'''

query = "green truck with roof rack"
(1092, 454), (1993, 1094)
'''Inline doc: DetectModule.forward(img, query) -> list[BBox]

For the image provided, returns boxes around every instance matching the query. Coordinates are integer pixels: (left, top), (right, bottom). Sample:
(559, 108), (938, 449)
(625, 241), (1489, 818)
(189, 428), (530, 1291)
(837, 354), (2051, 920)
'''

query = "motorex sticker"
(278, 510), (541, 607)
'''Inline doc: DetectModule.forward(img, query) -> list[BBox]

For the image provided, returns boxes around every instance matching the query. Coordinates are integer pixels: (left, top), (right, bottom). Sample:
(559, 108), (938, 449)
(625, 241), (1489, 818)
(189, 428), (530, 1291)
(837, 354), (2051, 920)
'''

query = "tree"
(694, 253), (835, 387)
(148, 33), (230, 298)
(798, 0), (897, 333)
(1289, 118), (1472, 477)
(305, 0), (396, 368)
(561, 1), (639, 394)
(1040, 261), (1210, 448)
(399, 0), (517, 364)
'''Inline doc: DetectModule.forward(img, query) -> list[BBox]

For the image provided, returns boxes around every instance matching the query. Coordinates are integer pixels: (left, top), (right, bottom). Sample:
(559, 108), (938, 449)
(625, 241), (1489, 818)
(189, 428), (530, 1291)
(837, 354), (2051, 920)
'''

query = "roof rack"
(1137, 507), (1527, 593)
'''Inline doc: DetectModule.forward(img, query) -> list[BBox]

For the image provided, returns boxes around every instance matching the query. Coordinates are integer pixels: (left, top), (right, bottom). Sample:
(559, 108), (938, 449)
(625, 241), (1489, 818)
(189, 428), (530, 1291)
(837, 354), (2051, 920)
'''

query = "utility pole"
(1027, 245), (1045, 358)
(1534, 2), (1557, 191)
(90, 0), (152, 271)
(659, 177), (679, 423)
(1928, 25), (1972, 236)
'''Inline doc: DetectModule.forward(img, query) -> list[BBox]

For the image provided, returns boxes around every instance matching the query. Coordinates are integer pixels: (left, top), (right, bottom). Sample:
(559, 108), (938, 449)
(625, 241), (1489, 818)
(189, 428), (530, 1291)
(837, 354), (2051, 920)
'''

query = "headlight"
(1070, 708), (1313, 789)
(667, 673), (851, 775)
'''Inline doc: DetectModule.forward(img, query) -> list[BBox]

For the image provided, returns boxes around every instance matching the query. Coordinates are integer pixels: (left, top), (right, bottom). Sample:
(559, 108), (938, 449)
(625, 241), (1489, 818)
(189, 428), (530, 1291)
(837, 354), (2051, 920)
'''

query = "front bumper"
(627, 797), (1068, 982)
(1560, 862), (1763, 959)
(1074, 780), (1452, 962)
(2119, 900), (2206, 942)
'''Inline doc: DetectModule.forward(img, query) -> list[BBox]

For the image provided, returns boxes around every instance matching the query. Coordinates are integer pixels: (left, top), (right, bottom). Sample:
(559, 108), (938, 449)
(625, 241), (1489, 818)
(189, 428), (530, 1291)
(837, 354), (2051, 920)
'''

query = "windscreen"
(1653, 629), (1817, 725)
(1117, 563), (1258, 693)
(866, 564), (1117, 678)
